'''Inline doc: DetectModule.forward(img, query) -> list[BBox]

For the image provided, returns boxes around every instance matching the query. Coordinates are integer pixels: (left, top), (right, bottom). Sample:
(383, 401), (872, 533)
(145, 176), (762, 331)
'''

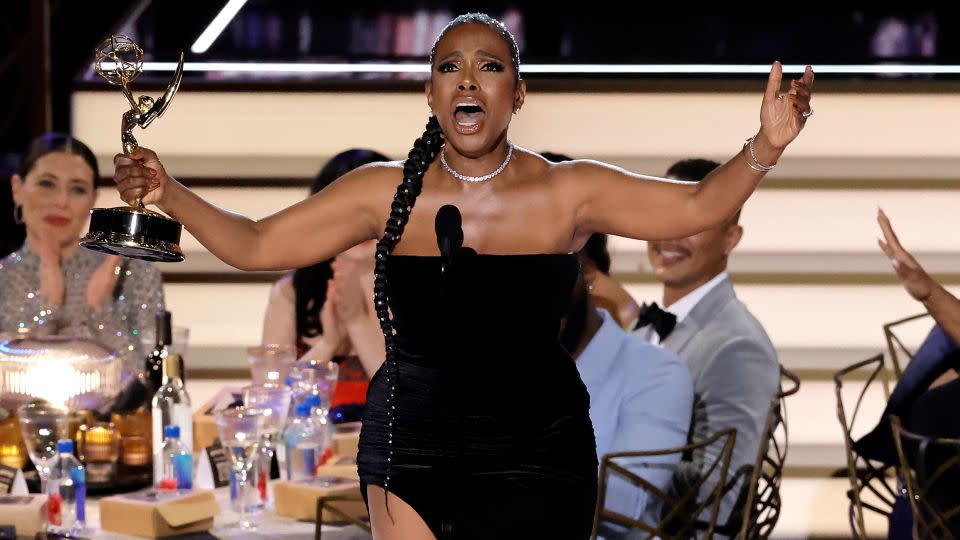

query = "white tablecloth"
(81, 487), (372, 539)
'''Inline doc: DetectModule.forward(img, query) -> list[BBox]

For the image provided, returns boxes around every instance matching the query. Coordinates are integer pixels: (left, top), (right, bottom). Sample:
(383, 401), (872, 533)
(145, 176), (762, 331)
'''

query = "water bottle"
(304, 395), (335, 466)
(151, 354), (193, 463)
(280, 403), (325, 481)
(155, 425), (192, 491)
(47, 439), (85, 536)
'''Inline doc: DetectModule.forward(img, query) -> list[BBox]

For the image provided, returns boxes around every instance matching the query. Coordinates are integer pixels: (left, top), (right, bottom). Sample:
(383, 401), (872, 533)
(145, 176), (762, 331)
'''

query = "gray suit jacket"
(634, 276), (779, 525)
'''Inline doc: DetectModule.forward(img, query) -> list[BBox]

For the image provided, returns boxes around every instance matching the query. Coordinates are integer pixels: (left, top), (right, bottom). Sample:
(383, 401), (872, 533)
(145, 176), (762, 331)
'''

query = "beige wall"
(74, 90), (960, 177)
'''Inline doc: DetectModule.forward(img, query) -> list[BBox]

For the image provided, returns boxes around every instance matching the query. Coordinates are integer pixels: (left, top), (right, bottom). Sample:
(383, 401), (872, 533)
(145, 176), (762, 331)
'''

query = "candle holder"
(0, 408), (27, 469)
(77, 422), (121, 484)
(112, 409), (153, 489)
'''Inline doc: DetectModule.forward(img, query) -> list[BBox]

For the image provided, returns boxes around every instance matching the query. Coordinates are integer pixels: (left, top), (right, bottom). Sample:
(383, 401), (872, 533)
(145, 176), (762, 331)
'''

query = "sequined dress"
(0, 244), (165, 374)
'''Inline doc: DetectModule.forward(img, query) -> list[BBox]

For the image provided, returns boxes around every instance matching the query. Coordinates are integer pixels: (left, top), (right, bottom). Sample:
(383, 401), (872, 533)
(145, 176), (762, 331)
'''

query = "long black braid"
(373, 115), (444, 503)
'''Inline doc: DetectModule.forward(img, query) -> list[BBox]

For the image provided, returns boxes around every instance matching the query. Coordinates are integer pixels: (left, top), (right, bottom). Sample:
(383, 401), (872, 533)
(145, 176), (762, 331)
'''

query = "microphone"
(435, 204), (464, 262)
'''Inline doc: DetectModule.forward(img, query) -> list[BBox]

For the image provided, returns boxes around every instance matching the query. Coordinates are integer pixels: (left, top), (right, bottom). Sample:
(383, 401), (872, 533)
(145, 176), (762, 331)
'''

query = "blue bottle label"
(70, 466), (85, 522)
(174, 453), (192, 490)
(302, 448), (315, 477)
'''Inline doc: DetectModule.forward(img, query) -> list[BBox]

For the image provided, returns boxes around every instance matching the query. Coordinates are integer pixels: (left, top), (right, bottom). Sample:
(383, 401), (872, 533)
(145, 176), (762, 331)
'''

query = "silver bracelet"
(743, 135), (776, 172)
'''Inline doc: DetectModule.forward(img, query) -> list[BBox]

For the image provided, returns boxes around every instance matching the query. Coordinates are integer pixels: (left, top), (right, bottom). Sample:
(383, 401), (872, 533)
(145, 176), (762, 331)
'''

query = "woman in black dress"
(111, 13), (814, 539)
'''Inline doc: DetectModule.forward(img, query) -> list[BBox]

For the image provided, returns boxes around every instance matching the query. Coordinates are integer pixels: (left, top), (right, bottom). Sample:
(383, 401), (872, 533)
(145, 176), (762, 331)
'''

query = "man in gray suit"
(633, 158), (780, 528)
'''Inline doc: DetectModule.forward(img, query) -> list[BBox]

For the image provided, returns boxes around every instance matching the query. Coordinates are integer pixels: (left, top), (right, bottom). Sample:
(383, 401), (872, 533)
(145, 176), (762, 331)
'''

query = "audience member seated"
(262, 149), (388, 410)
(541, 151), (641, 329)
(0, 133), (165, 374)
(856, 209), (960, 537)
(561, 240), (693, 533)
(632, 158), (779, 525)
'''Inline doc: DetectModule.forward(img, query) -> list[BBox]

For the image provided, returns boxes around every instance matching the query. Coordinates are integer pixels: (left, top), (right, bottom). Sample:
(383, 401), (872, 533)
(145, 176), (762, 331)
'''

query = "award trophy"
(79, 35), (186, 262)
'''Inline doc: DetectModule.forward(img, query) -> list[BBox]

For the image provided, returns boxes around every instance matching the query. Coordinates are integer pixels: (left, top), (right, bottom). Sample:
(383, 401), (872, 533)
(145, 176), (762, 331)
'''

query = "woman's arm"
(262, 273), (298, 347)
(570, 63), (813, 241)
(878, 208), (960, 347)
(113, 148), (398, 271)
(333, 269), (385, 377)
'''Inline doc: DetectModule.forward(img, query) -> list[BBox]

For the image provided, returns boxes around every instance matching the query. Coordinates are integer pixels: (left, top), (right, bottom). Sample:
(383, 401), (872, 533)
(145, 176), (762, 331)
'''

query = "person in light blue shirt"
(562, 236), (693, 534)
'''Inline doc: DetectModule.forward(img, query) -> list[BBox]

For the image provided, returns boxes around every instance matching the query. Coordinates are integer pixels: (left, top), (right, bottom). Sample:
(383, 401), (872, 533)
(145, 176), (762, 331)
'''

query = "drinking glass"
(215, 407), (266, 531)
(17, 402), (67, 494)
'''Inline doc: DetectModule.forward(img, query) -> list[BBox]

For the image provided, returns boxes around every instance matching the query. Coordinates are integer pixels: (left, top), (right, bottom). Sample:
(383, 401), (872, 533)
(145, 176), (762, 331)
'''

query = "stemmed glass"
(17, 402), (67, 495)
(290, 359), (338, 408)
(215, 407), (266, 532)
(242, 384), (292, 505)
(247, 344), (296, 385)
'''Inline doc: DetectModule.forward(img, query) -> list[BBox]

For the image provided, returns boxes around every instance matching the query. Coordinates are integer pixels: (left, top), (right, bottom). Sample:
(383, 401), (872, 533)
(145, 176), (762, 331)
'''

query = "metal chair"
(314, 491), (371, 539)
(726, 366), (801, 539)
(884, 312), (933, 379)
(891, 414), (960, 539)
(834, 353), (898, 538)
(590, 428), (737, 539)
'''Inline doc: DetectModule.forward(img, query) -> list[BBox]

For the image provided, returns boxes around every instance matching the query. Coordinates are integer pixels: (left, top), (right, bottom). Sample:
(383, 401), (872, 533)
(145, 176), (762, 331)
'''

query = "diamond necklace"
(440, 142), (514, 183)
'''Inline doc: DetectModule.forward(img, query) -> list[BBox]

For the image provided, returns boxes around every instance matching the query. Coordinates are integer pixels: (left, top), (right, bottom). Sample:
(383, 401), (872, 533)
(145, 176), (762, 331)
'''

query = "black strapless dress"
(357, 250), (598, 539)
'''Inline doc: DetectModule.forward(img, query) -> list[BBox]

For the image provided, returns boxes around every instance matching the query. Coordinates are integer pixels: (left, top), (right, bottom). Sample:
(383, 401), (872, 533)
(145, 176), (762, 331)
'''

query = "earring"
(13, 204), (23, 225)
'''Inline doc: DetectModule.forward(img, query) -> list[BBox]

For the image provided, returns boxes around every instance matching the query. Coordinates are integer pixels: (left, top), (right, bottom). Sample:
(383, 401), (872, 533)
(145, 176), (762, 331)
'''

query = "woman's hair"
(430, 12), (521, 85)
(294, 149), (389, 345)
(310, 149), (389, 196)
(1, 171), (23, 257)
(371, 115), (444, 494)
(665, 158), (720, 183)
(582, 234), (611, 275)
(18, 133), (99, 180)
(373, 115), (444, 356)
(540, 151), (573, 163)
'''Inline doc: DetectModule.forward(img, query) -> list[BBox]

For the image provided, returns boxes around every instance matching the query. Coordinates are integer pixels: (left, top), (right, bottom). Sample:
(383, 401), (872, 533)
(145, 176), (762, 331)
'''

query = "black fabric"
(855, 328), (960, 466)
(357, 250), (598, 539)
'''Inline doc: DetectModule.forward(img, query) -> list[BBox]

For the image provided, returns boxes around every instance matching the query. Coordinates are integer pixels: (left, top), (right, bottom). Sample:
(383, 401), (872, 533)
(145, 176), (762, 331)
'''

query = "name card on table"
(196, 441), (232, 489)
(196, 438), (280, 493)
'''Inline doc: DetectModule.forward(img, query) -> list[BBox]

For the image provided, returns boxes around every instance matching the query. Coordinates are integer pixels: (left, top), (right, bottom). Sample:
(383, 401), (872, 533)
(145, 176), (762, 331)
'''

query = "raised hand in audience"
(878, 208), (934, 301)
(879, 208), (960, 346)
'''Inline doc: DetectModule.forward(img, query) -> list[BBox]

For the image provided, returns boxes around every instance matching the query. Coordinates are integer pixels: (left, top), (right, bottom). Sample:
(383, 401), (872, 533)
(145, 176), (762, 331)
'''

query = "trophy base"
(80, 230), (184, 262)
(80, 206), (184, 263)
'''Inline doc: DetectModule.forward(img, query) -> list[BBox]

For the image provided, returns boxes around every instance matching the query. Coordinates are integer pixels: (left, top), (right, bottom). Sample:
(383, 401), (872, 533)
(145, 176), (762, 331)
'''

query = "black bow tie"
(634, 302), (677, 340)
